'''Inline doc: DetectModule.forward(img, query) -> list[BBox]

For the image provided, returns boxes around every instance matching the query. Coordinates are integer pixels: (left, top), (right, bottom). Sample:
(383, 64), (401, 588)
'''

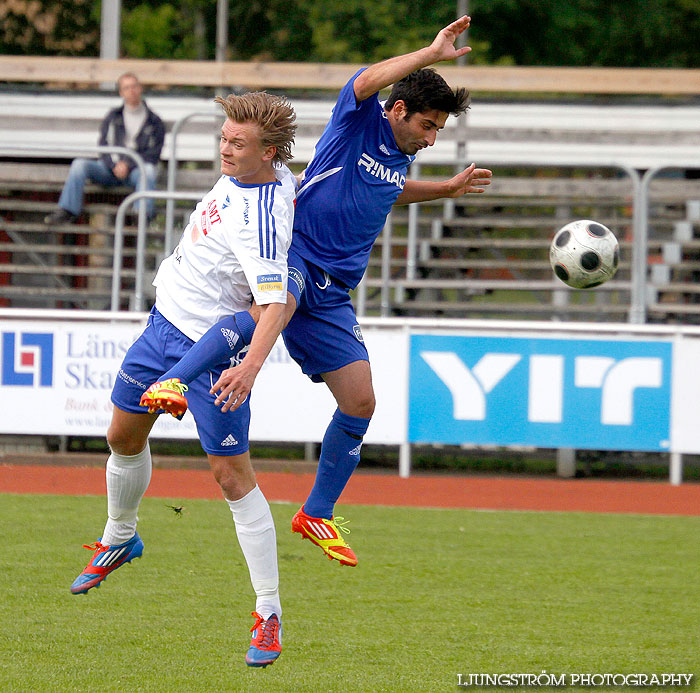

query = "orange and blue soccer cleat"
(291, 507), (358, 566)
(70, 533), (143, 595)
(245, 612), (282, 668)
(139, 378), (189, 417)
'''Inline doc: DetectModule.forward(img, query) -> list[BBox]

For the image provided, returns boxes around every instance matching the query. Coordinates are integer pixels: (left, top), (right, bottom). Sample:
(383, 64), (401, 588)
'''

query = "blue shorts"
(111, 307), (250, 456)
(283, 248), (369, 383)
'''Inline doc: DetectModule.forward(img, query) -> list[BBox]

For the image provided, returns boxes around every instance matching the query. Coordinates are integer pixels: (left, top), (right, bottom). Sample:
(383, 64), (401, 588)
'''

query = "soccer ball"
(549, 219), (619, 289)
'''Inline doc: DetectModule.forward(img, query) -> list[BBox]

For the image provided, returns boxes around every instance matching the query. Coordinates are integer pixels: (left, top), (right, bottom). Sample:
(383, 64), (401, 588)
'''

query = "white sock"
(227, 485), (281, 620)
(101, 445), (152, 546)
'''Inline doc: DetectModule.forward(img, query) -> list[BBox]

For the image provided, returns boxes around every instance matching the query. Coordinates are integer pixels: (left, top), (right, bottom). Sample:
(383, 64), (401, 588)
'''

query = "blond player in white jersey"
(69, 92), (296, 668)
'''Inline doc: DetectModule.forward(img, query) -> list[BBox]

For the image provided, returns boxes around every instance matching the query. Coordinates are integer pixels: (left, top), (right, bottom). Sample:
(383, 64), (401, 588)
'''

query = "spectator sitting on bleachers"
(44, 72), (165, 226)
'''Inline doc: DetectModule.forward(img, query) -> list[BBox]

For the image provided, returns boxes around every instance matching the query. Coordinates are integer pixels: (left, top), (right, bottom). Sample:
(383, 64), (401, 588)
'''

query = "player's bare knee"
(346, 391), (375, 419)
(359, 394), (376, 419)
(106, 427), (146, 456)
(209, 455), (255, 499)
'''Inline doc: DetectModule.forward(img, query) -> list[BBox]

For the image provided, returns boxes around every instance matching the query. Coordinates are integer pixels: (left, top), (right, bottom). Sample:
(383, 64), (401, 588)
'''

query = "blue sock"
(159, 311), (256, 384)
(303, 408), (371, 519)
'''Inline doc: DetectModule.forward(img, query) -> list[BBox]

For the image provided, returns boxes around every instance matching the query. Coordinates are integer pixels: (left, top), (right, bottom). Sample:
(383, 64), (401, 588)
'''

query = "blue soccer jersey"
(292, 69), (415, 289)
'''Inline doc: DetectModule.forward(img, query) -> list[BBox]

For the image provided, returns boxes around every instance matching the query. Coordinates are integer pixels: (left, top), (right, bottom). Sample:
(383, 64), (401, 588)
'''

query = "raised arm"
(395, 163), (492, 205)
(353, 15), (472, 102)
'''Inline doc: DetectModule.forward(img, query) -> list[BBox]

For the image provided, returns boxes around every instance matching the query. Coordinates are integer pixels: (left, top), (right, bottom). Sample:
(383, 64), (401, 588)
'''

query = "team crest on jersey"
(353, 324), (364, 342)
(257, 273), (283, 291)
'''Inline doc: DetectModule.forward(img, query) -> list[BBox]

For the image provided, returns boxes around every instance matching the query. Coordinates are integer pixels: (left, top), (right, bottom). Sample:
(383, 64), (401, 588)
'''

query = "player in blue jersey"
(144, 15), (491, 566)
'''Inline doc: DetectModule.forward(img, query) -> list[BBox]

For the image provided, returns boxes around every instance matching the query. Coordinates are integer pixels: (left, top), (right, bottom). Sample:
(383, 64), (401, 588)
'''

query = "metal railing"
(164, 111), (223, 254)
(634, 165), (700, 324)
(355, 159), (644, 322)
(112, 190), (204, 311)
(4, 143), (699, 328)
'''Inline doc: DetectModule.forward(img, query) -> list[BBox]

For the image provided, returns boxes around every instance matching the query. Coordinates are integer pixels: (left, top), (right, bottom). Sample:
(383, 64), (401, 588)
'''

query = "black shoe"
(44, 209), (77, 225)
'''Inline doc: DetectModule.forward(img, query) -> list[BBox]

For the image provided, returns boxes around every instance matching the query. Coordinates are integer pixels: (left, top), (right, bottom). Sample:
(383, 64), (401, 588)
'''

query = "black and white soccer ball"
(549, 219), (619, 289)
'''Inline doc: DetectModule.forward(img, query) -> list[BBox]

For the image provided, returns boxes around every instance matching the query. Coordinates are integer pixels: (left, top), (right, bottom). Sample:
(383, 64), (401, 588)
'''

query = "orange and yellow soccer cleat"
(291, 507), (358, 566)
(139, 378), (189, 417)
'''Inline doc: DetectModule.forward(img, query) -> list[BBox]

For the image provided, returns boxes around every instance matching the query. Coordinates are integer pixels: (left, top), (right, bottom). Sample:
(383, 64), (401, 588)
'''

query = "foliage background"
(1, 0), (699, 67)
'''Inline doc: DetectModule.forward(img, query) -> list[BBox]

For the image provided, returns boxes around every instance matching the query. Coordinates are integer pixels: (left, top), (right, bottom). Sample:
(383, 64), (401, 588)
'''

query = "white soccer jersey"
(153, 165), (295, 341)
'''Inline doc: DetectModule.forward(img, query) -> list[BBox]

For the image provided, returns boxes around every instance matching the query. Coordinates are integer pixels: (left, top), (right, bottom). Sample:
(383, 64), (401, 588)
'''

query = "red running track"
(1, 464), (698, 516)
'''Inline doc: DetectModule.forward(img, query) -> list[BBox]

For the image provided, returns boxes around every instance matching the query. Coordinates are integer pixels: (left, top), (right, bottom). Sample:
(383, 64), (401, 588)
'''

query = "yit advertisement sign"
(409, 334), (673, 452)
(0, 320), (689, 453)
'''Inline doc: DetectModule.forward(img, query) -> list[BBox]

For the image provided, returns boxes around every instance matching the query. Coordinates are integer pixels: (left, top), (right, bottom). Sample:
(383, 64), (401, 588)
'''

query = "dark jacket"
(98, 100), (165, 173)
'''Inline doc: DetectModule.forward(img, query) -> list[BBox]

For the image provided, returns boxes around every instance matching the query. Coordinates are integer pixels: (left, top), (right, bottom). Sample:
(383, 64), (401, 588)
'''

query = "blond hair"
(215, 92), (296, 165)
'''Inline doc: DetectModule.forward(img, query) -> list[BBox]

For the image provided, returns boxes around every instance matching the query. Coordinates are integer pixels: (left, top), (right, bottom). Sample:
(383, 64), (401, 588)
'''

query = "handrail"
(634, 165), (700, 325)
(112, 190), (204, 311)
(399, 158), (641, 320)
(3, 147), (698, 327)
(164, 110), (223, 254)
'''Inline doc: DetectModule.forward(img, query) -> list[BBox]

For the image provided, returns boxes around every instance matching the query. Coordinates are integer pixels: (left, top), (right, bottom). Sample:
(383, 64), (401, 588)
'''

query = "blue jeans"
(58, 158), (158, 218)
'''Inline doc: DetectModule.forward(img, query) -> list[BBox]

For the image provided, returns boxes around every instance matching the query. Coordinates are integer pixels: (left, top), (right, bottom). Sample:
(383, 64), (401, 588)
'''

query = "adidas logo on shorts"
(221, 434), (239, 446)
(349, 443), (362, 456)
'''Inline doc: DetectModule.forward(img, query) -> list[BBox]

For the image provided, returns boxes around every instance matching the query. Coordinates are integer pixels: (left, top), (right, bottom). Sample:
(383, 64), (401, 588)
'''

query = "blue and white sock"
(303, 408), (371, 519)
(159, 311), (256, 384)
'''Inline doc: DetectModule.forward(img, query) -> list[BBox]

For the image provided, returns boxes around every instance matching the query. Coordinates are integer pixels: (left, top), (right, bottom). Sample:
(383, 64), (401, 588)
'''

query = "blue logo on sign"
(408, 335), (672, 452)
(1, 332), (54, 387)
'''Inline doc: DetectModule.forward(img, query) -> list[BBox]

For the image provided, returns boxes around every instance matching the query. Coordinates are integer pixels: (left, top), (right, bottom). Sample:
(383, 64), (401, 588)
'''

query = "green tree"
(2, 0), (698, 67)
(0, 0), (99, 56)
(294, 0), (484, 64)
(122, 3), (196, 59)
(469, 0), (700, 67)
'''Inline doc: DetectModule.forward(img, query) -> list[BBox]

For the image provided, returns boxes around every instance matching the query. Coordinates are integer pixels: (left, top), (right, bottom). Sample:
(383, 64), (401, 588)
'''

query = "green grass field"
(1, 494), (698, 692)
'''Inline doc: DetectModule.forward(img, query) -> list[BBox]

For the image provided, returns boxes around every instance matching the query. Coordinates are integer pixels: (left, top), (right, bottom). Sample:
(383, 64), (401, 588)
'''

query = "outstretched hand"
(430, 15), (472, 63)
(445, 163), (492, 197)
(210, 361), (259, 413)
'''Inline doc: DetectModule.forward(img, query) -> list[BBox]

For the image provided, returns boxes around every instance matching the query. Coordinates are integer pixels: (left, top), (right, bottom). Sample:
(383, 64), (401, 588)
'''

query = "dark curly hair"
(384, 68), (469, 118)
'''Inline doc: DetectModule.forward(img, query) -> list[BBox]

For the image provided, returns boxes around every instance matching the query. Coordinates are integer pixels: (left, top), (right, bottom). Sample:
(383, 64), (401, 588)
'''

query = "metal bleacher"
(1, 91), (699, 319)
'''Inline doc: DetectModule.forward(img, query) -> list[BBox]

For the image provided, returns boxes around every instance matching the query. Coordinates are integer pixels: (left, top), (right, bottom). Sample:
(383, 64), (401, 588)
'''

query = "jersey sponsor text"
(357, 153), (406, 190)
(257, 273), (284, 292)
